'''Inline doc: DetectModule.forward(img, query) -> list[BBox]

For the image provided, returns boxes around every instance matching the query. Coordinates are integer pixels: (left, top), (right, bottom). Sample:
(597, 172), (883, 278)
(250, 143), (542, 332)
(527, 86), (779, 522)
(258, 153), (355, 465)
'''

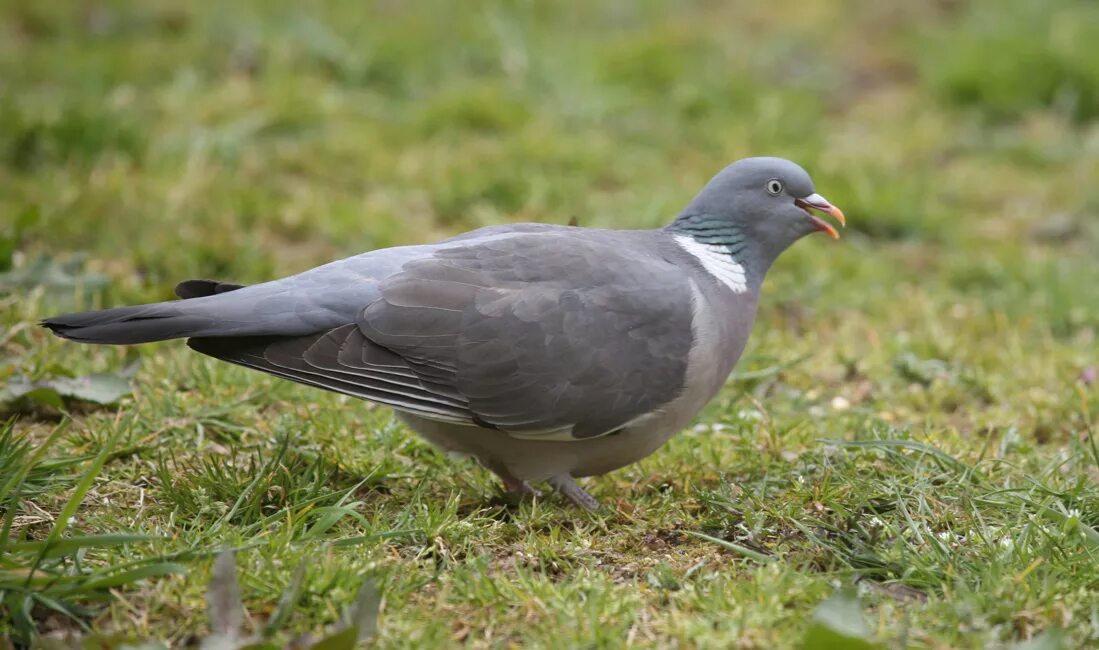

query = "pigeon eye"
(765, 179), (783, 196)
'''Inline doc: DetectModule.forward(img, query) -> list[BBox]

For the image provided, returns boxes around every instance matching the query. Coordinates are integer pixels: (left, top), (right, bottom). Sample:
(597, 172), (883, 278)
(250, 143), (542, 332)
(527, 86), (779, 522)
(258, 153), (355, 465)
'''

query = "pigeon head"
(669, 157), (845, 287)
(680, 157), (845, 244)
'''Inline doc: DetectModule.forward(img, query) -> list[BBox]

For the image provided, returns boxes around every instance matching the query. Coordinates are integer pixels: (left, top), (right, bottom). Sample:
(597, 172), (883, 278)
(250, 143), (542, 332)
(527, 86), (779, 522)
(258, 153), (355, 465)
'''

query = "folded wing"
(190, 232), (694, 440)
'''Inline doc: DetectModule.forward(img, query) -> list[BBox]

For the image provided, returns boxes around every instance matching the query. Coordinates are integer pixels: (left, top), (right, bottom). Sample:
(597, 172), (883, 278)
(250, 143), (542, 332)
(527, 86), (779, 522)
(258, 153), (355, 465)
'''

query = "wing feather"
(187, 332), (474, 423)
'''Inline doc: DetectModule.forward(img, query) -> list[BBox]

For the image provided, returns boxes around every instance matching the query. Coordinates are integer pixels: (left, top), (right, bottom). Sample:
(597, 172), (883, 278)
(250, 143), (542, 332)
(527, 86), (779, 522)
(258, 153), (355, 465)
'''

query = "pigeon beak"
(795, 193), (846, 239)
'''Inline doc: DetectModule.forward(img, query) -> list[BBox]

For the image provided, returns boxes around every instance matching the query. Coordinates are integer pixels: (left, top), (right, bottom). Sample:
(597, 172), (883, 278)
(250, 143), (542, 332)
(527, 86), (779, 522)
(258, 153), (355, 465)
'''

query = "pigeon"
(43, 157), (845, 509)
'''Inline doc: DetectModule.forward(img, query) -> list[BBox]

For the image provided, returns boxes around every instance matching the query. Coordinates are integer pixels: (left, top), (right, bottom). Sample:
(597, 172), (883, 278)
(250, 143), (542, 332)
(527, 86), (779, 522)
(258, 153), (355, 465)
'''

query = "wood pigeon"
(43, 157), (845, 509)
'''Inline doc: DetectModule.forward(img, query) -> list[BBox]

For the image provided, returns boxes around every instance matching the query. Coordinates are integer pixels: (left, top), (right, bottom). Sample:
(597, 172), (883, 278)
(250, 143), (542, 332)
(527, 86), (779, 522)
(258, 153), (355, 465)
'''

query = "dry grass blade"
(205, 550), (245, 642)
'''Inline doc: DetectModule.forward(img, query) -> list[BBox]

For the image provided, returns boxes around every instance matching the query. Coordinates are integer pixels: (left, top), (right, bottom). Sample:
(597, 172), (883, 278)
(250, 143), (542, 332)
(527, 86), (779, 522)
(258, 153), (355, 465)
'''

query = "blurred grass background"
(2, 0), (1098, 647)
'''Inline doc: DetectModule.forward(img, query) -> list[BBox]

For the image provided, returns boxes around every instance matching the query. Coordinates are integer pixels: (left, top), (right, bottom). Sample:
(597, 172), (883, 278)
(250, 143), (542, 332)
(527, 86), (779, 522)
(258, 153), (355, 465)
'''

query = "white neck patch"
(674, 235), (748, 294)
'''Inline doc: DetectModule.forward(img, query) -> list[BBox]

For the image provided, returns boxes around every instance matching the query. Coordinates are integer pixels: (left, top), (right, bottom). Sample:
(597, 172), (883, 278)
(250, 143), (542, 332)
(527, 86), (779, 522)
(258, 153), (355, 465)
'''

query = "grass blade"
(82, 563), (187, 590)
(684, 531), (775, 564)
(0, 421), (67, 549)
(25, 424), (120, 586)
(261, 560), (307, 638)
(6, 533), (165, 559)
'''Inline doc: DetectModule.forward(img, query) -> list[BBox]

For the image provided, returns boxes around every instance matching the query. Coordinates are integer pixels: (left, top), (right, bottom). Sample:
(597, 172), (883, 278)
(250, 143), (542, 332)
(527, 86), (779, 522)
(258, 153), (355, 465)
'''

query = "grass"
(2, 0), (1098, 646)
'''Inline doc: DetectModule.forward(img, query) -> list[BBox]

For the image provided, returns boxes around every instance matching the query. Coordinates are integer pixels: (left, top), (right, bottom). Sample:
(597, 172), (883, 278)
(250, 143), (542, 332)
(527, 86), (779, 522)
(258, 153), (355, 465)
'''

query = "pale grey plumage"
(43, 157), (845, 509)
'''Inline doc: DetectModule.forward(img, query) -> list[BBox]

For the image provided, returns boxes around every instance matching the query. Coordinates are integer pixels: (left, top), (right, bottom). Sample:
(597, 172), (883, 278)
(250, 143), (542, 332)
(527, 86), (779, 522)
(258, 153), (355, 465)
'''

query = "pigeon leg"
(501, 475), (542, 498)
(548, 474), (600, 511)
(484, 460), (542, 497)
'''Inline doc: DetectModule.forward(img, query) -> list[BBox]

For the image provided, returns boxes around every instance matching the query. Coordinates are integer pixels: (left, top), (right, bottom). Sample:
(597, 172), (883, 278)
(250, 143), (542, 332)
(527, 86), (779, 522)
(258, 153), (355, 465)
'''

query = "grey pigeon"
(43, 157), (845, 509)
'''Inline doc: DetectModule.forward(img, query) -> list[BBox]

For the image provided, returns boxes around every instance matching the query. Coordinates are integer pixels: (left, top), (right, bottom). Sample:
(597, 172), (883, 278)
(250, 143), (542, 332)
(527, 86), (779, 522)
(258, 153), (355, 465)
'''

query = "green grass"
(2, 0), (1098, 647)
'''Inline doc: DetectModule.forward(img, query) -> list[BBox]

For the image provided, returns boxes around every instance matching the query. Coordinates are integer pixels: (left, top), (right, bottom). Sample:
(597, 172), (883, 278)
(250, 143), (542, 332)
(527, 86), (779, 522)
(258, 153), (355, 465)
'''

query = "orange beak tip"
(809, 215), (840, 239)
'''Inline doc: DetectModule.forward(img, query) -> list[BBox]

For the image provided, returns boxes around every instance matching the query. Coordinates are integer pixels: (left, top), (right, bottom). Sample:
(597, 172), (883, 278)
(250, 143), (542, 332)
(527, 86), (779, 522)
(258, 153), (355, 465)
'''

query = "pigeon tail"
(42, 302), (215, 345)
(41, 275), (358, 345)
(42, 279), (250, 345)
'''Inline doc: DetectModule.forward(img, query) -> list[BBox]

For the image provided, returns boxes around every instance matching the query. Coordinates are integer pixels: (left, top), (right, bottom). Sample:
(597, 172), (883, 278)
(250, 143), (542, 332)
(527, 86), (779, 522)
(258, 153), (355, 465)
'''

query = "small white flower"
(737, 409), (763, 421)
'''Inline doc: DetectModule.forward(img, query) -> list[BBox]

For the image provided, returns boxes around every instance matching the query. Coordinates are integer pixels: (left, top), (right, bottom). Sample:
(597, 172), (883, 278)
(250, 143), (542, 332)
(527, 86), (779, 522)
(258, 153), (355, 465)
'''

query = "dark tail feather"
(42, 302), (212, 345)
(43, 278), (248, 345)
(174, 279), (244, 299)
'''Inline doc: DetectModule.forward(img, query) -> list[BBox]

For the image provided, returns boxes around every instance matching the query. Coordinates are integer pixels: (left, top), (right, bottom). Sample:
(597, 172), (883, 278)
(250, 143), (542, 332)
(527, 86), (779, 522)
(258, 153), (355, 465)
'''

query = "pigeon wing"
(190, 232), (694, 440)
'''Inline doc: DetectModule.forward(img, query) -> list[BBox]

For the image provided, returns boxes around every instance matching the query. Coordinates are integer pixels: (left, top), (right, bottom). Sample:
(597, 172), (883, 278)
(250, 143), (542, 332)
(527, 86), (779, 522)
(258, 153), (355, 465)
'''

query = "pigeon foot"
(548, 474), (600, 511)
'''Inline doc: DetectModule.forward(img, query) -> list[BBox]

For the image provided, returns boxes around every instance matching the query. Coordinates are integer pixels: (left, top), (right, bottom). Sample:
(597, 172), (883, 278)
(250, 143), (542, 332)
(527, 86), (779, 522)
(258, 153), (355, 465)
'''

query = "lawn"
(2, 0), (1099, 647)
